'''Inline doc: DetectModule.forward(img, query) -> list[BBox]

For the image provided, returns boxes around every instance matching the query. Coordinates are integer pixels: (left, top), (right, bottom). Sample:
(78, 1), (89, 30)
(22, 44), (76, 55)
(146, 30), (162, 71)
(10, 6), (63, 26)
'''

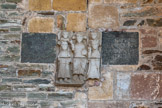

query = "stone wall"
(0, 0), (162, 108)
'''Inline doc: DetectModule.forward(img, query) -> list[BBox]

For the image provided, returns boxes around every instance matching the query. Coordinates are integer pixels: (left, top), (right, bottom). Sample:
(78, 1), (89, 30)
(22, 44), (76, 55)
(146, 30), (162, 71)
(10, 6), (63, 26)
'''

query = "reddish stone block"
(140, 29), (156, 35)
(142, 36), (157, 48)
(131, 73), (162, 100)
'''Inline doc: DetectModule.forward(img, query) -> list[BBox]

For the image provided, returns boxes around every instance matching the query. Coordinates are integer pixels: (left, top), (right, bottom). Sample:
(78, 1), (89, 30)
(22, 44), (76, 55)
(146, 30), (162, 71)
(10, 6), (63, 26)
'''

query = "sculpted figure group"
(56, 32), (101, 86)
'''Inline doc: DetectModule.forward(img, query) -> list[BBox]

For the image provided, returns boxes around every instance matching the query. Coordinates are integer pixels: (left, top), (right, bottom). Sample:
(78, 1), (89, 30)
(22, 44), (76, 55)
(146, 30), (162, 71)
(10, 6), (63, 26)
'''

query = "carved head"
(91, 32), (97, 40)
(63, 32), (69, 39)
(61, 41), (68, 50)
(76, 34), (83, 43)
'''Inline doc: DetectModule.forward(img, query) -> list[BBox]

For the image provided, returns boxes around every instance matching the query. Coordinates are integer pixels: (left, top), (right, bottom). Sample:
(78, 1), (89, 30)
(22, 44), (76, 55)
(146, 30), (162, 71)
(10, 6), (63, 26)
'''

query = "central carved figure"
(71, 34), (87, 82)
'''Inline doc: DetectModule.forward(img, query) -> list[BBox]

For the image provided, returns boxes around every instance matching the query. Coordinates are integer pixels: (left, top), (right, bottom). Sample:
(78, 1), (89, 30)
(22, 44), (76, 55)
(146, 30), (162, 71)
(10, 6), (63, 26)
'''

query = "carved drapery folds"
(55, 31), (101, 86)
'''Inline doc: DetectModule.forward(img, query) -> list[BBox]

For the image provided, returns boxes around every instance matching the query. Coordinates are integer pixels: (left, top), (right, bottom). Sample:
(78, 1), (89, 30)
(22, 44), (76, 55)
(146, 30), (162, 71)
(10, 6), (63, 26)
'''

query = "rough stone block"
(116, 72), (130, 99)
(2, 78), (22, 83)
(88, 5), (119, 29)
(102, 31), (139, 65)
(140, 29), (156, 35)
(0, 93), (26, 99)
(29, 0), (52, 11)
(13, 85), (37, 92)
(48, 92), (74, 101)
(123, 20), (137, 26)
(89, 0), (102, 3)
(147, 18), (162, 27)
(88, 101), (130, 108)
(152, 55), (162, 70)
(123, 7), (162, 17)
(28, 93), (47, 100)
(67, 13), (86, 32)
(130, 73), (162, 100)
(6, 0), (22, 3)
(0, 85), (12, 91)
(53, 0), (87, 11)
(18, 70), (41, 77)
(23, 79), (51, 84)
(10, 27), (21, 31)
(104, 0), (137, 4)
(21, 33), (56, 63)
(1, 4), (17, 9)
(28, 17), (54, 33)
(88, 72), (113, 100)
(142, 36), (157, 48)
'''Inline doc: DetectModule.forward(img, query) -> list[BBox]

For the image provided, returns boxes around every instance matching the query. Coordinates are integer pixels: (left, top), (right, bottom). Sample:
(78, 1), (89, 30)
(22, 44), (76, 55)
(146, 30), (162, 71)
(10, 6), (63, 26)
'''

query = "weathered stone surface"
(28, 93), (47, 100)
(89, 0), (102, 3)
(140, 0), (154, 4)
(152, 55), (162, 70)
(88, 5), (119, 29)
(18, 70), (41, 77)
(10, 27), (21, 31)
(140, 29), (156, 35)
(1, 4), (17, 9)
(48, 92), (74, 101)
(53, 0), (87, 11)
(38, 84), (55, 91)
(0, 93), (26, 99)
(29, 0), (52, 11)
(23, 79), (51, 84)
(123, 7), (162, 17)
(159, 0), (162, 3)
(6, 0), (22, 3)
(21, 33), (56, 63)
(123, 20), (136, 26)
(67, 13), (86, 32)
(137, 64), (151, 70)
(7, 46), (20, 54)
(142, 36), (157, 48)
(38, 12), (55, 15)
(57, 15), (65, 30)
(28, 17), (54, 33)
(143, 50), (162, 54)
(0, 0), (5, 3)
(131, 73), (162, 99)
(105, 0), (137, 4)
(13, 85), (37, 92)
(0, 85), (12, 91)
(88, 101), (130, 108)
(116, 72), (130, 99)
(2, 78), (22, 83)
(88, 72), (113, 100)
(102, 31), (139, 65)
(138, 20), (145, 26)
(147, 18), (162, 27)
(0, 28), (8, 33)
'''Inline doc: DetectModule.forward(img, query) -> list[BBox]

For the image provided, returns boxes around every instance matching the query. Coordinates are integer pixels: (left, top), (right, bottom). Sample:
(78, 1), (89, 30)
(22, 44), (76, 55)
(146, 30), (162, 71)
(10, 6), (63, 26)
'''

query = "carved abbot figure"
(58, 41), (71, 83)
(88, 39), (100, 79)
(71, 34), (87, 82)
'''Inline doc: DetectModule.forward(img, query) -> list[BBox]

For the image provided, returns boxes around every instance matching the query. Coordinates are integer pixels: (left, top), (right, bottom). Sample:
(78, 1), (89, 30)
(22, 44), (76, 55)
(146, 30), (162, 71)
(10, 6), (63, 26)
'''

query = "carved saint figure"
(88, 39), (100, 79)
(71, 34), (87, 82)
(58, 41), (71, 83)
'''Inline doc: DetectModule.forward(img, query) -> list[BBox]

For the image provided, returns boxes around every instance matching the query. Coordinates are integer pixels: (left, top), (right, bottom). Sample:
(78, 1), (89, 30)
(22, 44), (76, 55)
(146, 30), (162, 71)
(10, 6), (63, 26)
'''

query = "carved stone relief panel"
(55, 31), (101, 86)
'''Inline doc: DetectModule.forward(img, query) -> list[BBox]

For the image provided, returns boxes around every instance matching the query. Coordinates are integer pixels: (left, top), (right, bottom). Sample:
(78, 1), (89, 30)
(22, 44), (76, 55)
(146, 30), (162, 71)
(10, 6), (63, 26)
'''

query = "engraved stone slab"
(102, 31), (139, 65)
(21, 33), (56, 63)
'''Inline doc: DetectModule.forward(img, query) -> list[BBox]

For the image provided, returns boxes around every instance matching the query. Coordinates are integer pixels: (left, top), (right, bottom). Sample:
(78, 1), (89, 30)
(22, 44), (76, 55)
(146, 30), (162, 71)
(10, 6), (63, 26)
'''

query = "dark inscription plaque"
(102, 31), (139, 65)
(21, 33), (56, 63)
